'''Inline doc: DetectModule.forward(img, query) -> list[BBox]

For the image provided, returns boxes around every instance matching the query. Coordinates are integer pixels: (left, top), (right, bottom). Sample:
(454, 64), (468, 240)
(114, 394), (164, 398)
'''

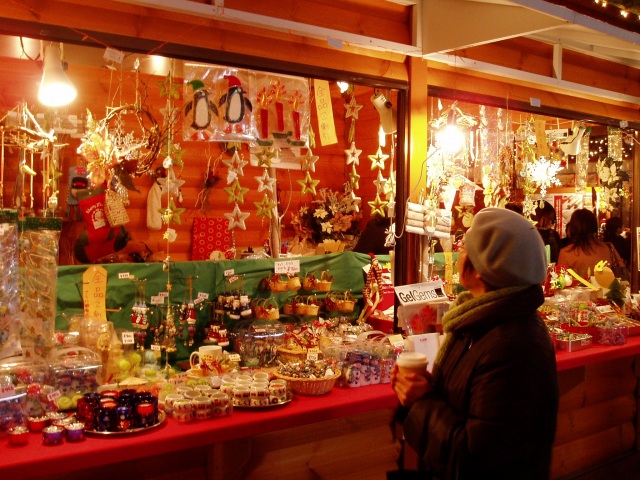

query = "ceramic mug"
(190, 345), (223, 373)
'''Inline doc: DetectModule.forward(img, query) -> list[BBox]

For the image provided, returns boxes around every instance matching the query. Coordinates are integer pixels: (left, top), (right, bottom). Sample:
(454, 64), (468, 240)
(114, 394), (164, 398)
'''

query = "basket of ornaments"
(274, 359), (340, 395)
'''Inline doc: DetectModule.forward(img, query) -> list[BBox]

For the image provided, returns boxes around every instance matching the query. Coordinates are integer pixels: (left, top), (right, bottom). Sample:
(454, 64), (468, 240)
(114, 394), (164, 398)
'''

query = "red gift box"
(191, 218), (231, 260)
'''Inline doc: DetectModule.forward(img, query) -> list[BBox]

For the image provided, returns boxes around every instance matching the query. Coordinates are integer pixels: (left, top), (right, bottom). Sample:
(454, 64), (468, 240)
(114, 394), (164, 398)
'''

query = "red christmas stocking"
(78, 190), (111, 243)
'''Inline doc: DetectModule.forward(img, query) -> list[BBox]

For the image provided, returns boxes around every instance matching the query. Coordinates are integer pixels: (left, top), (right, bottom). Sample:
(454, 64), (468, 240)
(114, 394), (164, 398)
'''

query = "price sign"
(388, 334), (405, 349)
(121, 331), (135, 345)
(150, 295), (165, 305)
(194, 297), (204, 305)
(224, 269), (235, 277)
(0, 384), (16, 399)
(306, 347), (320, 362)
(198, 292), (209, 299)
(118, 272), (131, 279)
(47, 390), (61, 403)
(227, 353), (241, 363)
(158, 292), (169, 297)
(150, 344), (161, 351)
(275, 259), (300, 274)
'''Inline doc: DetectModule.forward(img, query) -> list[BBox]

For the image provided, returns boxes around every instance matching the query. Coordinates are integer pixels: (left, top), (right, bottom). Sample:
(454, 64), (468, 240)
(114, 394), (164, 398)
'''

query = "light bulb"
(38, 45), (77, 107)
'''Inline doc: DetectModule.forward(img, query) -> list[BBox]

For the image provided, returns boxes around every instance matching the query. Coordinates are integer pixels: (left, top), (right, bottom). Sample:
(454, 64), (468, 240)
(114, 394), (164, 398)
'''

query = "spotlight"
(38, 44), (77, 107)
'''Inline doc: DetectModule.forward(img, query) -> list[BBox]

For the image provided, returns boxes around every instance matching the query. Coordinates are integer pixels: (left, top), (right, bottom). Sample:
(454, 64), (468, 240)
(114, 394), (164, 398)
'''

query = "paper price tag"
(103, 47), (125, 65)
(150, 344), (161, 351)
(197, 292), (209, 299)
(194, 297), (204, 305)
(121, 331), (135, 345)
(150, 295), (165, 305)
(118, 272), (131, 279)
(275, 259), (300, 274)
(158, 292), (169, 297)
(0, 384), (16, 399)
(306, 352), (319, 361)
(388, 334), (405, 348)
(224, 269), (235, 277)
(227, 353), (241, 363)
(48, 390), (61, 403)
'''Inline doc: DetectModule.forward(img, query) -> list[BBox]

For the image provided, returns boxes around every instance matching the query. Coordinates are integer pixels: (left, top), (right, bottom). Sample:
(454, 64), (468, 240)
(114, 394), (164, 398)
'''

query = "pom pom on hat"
(464, 208), (547, 288)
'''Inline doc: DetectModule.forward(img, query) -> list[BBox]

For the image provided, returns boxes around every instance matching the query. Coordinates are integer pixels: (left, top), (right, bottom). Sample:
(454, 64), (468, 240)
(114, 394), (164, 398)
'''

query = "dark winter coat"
(403, 285), (558, 480)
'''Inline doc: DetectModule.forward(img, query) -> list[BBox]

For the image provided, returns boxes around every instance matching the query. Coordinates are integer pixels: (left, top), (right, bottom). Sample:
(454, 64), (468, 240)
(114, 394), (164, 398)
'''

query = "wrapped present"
(191, 218), (231, 260)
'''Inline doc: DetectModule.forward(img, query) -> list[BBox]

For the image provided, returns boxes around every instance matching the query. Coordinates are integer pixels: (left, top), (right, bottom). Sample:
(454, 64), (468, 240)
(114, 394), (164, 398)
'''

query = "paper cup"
(396, 352), (428, 376)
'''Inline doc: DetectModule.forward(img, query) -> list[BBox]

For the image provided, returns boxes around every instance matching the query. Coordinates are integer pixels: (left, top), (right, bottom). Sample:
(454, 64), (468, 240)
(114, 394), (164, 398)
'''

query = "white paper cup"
(396, 352), (428, 376)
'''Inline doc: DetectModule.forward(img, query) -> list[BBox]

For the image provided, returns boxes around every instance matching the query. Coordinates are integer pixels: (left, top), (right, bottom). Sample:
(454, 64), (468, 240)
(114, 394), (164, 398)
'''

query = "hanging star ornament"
(298, 148), (319, 172)
(297, 171), (320, 195)
(157, 168), (185, 197)
(157, 73), (181, 100)
(349, 166), (360, 190)
(254, 147), (276, 168)
(159, 198), (186, 225)
(255, 169), (277, 193)
(254, 194), (277, 219)
(384, 170), (396, 197)
(344, 141), (362, 166)
(223, 179), (250, 204)
(225, 203), (250, 230)
(223, 150), (248, 177)
(344, 95), (363, 120)
(373, 170), (387, 195)
(369, 146), (389, 171)
(368, 194), (388, 217)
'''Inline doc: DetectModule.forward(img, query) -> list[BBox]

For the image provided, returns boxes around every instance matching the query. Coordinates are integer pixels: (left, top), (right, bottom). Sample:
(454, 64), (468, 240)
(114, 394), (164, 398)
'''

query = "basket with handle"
(294, 295), (308, 316)
(267, 274), (289, 293)
(287, 274), (302, 291)
(273, 370), (340, 395)
(306, 295), (320, 316)
(315, 270), (333, 292)
(303, 271), (317, 291)
(338, 290), (356, 313)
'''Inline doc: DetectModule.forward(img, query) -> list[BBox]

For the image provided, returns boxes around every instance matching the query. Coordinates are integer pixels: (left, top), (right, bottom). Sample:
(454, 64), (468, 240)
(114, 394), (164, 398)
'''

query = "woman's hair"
(566, 208), (600, 254)
(534, 201), (557, 229)
(603, 216), (623, 240)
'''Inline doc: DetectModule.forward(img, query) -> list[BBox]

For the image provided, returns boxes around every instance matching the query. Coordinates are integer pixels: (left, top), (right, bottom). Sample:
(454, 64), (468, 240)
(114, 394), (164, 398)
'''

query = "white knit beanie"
(464, 208), (547, 288)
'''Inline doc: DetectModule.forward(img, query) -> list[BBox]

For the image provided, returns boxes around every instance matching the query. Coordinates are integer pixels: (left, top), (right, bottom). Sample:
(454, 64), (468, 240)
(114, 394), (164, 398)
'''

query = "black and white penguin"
(185, 88), (218, 130)
(219, 75), (252, 124)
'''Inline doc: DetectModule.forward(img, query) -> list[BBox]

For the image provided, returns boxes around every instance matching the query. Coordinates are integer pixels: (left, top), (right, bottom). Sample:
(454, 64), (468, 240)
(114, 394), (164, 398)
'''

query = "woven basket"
(315, 270), (333, 292)
(273, 370), (340, 395)
(276, 345), (312, 364)
(105, 189), (130, 227)
(268, 274), (289, 293)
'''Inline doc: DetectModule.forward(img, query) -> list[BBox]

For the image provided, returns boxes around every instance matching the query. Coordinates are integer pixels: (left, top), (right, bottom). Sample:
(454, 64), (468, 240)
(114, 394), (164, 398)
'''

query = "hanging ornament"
(157, 167), (185, 198)
(344, 141), (362, 166)
(254, 194), (277, 219)
(349, 166), (361, 190)
(297, 171), (320, 195)
(254, 146), (276, 168)
(368, 194), (388, 217)
(223, 178), (250, 204)
(298, 148), (319, 172)
(368, 146), (389, 171)
(159, 198), (186, 225)
(373, 170), (387, 195)
(255, 169), (277, 193)
(223, 150), (248, 177)
(225, 203), (250, 230)
(344, 95), (363, 144)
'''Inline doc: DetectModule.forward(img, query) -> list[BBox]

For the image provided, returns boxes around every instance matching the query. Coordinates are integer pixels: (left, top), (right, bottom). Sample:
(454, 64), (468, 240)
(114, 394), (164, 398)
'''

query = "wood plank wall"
(0, 54), (395, 265)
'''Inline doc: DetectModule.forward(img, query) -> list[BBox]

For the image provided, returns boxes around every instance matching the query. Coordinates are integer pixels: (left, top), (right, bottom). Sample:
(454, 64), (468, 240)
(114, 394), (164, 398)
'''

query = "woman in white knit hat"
(391, 207), (558, 480)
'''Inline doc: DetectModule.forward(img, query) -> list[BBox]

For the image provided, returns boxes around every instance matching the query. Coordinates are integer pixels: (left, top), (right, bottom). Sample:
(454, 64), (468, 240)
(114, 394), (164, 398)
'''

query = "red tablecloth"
(555, 334), (640, 371)
(0, 384), (399, 479)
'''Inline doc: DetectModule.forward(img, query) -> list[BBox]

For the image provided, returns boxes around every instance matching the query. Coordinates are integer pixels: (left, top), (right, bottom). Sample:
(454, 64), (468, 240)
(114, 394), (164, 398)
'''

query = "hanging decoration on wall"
(344, 94), (363, 144)
(574, 128), (591, 193)
(597, 127), (628, 213)
(368, 146), (388, 171)
(298, 148), (319, 172)
(223, 179), (250, 204)
(297, 171), (320, 196)
(255, 168), (276, 193)
(224, 202), (250, 230)
(254, 194), (277, 219)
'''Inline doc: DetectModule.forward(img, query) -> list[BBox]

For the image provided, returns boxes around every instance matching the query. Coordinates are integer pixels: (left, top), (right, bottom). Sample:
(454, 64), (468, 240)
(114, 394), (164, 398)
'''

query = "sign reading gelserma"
(394, 281), (447, 306)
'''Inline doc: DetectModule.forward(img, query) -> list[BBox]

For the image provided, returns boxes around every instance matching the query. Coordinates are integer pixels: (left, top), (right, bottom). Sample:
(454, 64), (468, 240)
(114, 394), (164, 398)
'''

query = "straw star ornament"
(255, 169), (277, 193)
(297, 171), (320, 195)
(344, 141), (362, 166)
(369, 146), (389, 171)
(225, 203), (250, 230)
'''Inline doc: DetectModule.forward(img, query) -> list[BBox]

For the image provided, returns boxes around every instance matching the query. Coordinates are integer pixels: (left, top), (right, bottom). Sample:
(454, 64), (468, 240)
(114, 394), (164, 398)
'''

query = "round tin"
(8, 426), (29, 446)
(42, 425), (65, 445)
(28, 415), (49, 433)
(65, 422), (85, 442)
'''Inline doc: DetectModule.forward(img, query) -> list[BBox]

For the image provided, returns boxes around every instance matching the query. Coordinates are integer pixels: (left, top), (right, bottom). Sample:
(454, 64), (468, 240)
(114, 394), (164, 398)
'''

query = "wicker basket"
(273, 370), (341, 395)
(276, 345), (312, 364)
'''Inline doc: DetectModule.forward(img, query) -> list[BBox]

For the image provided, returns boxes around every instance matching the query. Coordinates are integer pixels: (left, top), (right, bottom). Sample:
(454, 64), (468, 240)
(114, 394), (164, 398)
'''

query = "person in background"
(352, 216), (392, 255)
(391, 208), (558, 480)
(558, 208), (625, 279)
(602, 216), (631, 268)
(534, 200), (562, 264)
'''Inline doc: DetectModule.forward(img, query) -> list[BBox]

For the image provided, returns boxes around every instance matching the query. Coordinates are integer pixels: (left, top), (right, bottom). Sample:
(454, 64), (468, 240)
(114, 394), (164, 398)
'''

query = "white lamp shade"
(38, 46), (77, 107)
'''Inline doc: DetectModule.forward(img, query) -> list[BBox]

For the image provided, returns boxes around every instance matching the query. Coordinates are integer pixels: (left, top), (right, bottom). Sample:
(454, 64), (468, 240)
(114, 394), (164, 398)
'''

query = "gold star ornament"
(369, 146), (389, 171)
(368, 194), (388, 217)
(159, 198), (186, 225)
(223, 179), (250, 204)
(254, 194), (277, 219)
(297, 171), (320, 195)
(349, 166), (360, 190)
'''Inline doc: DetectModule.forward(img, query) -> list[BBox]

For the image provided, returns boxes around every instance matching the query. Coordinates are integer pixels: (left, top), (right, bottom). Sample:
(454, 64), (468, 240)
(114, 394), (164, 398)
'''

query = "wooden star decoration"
(298, 148), (319, 172)
(225, 203), (250, 230)
(254, 194), (277, 219)
(223, 150), (248, 176)
(255, 169), (277, 193)
(344, 95), (363, 120)
(384, 170), (396, 197)
(368, 194), (388, 217)
(157, 168), (185, 197)
(369, 146), (389, 171)
(254, 147), (276, 168)
(223, 179), (250, 204)
(157, 73), (181, 100)
(348, 190), (361, 213)
(160, 100), (180, 128)
(159, 198), (186, 225)
(297, 171), (320, 195)
(349, 166), (361, 190)
(373, 170), (387, 195)
(344, 141), (362, 166)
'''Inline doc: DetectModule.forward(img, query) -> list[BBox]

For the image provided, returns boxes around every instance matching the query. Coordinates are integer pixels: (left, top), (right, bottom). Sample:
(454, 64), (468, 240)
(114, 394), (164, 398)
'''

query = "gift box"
(191, 218), (231, 260)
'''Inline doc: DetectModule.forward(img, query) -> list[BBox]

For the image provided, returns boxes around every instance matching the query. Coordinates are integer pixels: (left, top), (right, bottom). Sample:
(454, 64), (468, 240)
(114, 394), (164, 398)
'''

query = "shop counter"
(0, 383), (399, 479)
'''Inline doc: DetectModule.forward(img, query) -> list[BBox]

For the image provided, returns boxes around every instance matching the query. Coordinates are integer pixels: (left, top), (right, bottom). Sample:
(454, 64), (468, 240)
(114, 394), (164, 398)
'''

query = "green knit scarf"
(432, 285), (531, 376)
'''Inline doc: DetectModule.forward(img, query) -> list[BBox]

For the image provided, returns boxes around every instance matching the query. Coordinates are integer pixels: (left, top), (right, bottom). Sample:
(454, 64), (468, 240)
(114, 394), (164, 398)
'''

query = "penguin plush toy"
(219, 75), (252, 131)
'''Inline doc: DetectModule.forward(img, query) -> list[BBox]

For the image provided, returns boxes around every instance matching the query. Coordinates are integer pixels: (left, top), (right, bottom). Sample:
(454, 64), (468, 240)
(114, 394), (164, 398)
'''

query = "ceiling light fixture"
(38, 44), (77, 107)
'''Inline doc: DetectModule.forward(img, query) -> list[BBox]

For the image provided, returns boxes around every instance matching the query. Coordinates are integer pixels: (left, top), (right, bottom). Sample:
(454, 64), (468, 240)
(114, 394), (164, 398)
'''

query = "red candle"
(260, 108), (269, 139)
(276, 102), (285, 132)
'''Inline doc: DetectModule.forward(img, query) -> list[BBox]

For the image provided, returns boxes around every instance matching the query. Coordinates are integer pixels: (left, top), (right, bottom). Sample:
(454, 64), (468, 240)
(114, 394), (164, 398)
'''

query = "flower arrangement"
(291, 185), (361, 243)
